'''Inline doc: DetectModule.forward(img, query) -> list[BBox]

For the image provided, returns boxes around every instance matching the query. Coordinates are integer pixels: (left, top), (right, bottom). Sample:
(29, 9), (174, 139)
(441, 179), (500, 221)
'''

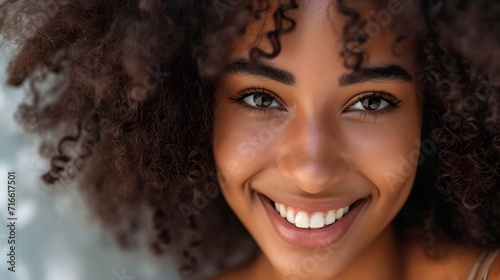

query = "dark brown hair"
(0, 0), (498, 277)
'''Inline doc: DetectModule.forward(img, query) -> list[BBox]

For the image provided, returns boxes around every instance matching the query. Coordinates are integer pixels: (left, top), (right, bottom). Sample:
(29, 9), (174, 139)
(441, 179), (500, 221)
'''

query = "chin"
(259, 238), (358, 280)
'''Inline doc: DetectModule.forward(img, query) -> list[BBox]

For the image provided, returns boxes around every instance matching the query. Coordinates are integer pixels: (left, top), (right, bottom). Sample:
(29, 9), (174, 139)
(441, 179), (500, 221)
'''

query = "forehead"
(229, 0), (417, 76)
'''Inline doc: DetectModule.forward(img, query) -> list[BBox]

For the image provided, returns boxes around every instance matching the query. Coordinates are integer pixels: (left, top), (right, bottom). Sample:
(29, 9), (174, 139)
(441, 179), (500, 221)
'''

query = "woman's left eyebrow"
(338, 65), (413, 86)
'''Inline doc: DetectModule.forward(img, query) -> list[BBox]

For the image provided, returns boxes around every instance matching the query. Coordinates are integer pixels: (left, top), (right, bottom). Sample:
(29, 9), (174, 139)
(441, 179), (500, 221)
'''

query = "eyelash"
(347, 91), (402, 120)
(229, 88), (402, 120)
(229, 88), (286, 116)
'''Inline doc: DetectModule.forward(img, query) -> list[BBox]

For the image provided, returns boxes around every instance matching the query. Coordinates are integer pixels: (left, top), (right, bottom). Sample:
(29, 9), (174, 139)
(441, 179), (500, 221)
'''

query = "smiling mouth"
(272, 201), (352, 229)
(259, 194), (368, 248)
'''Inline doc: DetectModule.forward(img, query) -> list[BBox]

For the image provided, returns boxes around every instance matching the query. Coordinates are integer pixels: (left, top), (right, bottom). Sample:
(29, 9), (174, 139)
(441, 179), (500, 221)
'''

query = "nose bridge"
(277, 109), (349, 194)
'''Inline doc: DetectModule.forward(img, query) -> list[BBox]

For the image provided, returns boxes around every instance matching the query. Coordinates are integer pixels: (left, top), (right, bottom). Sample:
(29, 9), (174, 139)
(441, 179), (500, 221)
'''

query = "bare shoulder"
(208, 258), (256, 280)
(402, 240), (485, 280)
(208, 253), (272, 280)
(209, 267), (248, 280)
(488, 251), (500, 280)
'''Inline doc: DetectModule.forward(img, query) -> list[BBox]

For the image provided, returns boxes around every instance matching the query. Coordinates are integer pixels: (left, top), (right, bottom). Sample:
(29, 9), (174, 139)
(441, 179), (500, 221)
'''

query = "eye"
(350, 96), (390, 111)
(345, 91), (402, 119)
(242, 92), (281, 108)
(229, 88), (284, 115)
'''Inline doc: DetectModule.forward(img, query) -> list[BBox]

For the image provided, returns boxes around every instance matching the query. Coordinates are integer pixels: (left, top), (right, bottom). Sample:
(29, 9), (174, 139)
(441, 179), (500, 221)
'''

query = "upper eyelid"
(235, 88), (286, 107)
(346, 91), (401, 108)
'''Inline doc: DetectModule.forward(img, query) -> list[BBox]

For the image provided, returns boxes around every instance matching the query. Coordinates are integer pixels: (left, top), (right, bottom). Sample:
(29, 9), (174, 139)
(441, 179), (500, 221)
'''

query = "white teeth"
(273, 201), (351, 229)
(279, 204), (287, 218)
(286, 209), (295, 223)
(335, 208), (344, 220)
(295, 211), (309, 228)
(325, 210), (336, 225)
(309, 212), (325, 229)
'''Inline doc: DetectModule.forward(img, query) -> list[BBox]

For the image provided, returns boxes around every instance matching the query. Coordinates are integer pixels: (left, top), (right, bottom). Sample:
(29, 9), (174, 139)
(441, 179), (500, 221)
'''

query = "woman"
(1, 0), (498, 279)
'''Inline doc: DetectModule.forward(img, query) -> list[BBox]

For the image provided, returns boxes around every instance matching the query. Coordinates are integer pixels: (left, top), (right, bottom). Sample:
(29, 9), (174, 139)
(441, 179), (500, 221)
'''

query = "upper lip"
(260, 193), (364, 213)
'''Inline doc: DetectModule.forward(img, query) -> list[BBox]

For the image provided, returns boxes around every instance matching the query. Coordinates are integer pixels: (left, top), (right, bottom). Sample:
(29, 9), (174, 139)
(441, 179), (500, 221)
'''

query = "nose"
(277, 110), (349, 194)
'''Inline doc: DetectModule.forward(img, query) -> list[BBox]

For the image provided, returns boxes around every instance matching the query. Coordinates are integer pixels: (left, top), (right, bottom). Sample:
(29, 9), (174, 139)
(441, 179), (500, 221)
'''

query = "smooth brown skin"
(211, 1), (498, 279)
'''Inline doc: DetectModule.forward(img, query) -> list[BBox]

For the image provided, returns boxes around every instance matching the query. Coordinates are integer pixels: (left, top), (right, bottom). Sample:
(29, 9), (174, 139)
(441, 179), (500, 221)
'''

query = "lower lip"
(259, 194), (368, 248)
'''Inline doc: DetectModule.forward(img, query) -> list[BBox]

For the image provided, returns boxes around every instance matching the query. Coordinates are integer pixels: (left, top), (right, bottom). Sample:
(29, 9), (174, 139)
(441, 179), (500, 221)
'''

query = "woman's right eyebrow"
(225, 59), (296, 86)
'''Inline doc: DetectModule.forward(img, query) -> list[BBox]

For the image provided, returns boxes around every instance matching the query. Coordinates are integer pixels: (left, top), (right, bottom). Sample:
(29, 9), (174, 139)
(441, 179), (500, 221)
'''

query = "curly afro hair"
(0, 0), (499, 277)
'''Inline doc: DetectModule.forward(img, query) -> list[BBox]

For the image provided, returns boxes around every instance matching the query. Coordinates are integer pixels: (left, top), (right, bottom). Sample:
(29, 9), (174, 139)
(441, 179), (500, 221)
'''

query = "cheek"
(213, 109), (285, 196)
(343, 116), (422, 204)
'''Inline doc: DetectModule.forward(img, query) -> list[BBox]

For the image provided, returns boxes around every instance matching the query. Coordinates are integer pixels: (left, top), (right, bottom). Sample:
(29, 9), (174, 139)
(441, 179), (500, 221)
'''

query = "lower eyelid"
(239, 103), (277, 116)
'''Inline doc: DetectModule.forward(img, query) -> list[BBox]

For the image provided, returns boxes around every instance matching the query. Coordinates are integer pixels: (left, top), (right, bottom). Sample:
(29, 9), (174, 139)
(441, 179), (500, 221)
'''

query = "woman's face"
(213, 0), (423, 278)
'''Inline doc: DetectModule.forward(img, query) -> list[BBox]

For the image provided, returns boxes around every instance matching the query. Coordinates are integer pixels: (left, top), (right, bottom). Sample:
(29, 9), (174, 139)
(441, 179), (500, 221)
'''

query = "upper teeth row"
(274, 201), (350, 229)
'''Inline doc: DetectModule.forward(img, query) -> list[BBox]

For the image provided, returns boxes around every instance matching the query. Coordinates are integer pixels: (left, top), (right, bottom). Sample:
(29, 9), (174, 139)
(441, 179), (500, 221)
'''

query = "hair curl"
(0, 0), (499, 277)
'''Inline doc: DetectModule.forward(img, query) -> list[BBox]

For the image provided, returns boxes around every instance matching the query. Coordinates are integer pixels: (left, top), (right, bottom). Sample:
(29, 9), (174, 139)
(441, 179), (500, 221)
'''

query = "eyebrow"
(338, 65), (413, 86)
(226, 59), (412, 87)
(226, 59), (295, 85)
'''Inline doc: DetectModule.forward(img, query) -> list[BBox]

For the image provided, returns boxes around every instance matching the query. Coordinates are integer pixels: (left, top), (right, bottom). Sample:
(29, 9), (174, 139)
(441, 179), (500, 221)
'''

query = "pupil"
(362, 97), (380, 110)
(254, 94), (273, 107)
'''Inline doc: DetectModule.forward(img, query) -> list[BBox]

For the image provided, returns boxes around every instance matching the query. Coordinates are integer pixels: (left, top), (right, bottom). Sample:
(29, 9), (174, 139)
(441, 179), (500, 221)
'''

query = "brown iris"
(253, 93), (274, 107)
(361, 97), (382, 110)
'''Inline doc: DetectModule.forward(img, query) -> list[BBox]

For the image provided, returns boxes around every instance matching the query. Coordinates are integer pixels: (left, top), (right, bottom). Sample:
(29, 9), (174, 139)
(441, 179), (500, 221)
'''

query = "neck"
(336, 225), (402, 280)
(252, 224), (403, 280)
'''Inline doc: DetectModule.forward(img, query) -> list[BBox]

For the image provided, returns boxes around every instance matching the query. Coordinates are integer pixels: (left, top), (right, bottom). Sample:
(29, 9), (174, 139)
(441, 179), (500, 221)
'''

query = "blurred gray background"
(0, 42), (181, 280)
